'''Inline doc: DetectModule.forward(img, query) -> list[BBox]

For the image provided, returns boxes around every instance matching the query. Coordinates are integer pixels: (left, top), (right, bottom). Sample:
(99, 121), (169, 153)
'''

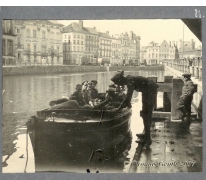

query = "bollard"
(199, 67), (202, 80)
(192, 66), (195, 76)
(187, 66), (190, 74)
(195, 66), (199, 79)
(147, 76), (157, 110)
(163, 76), (173, 112)
(171, 78), (184, 120)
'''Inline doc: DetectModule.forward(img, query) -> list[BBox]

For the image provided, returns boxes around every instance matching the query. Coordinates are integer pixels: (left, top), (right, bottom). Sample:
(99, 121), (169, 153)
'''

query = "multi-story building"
(83, 25), (99, 65)
(140, 46), (147, 64)
(63, 21), (99, 65)
(146, 41), (160, 65)
(129, 31), (141, 64)
(98, 31), (112, 65)
(2, 20), (16, 66)
(14, 20), (64, 65)
(179, 39), (195, 52)
(159, 40), (170, 62)
(111, 35), (121, 65)
(62, 21), (86, 65)
(118, 32), (140, 65)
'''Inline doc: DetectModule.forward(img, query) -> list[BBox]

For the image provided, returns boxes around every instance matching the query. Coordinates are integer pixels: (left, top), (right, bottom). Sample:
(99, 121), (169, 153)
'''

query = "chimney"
(130, 31), (133, 39)
(93, 26), (96, 30)
(106, 31), (109, 34)
(79, 20), (83, 28)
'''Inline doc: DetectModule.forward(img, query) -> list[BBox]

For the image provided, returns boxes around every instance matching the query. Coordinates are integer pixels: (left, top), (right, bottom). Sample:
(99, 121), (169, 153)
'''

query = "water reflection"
(2, 70), (165, 171)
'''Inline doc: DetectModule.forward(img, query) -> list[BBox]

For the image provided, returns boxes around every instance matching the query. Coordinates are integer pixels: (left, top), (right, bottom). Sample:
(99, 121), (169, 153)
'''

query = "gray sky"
(59, 19), (201, 48)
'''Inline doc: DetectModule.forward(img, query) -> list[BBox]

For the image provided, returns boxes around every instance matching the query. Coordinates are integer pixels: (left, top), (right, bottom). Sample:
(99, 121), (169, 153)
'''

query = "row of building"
(140, 39), (202, 65)
(2, 20), (140, 66)
(2, 20), (202, 66)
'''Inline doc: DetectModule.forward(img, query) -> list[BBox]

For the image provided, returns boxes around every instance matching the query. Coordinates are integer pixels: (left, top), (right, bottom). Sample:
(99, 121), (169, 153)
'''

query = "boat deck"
(129, 119), (203, 173)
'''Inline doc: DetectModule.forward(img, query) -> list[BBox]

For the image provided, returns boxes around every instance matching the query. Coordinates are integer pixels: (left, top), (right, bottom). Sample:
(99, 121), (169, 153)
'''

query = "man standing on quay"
(176, 73), (196, 122)
(111, 71), (158, 146)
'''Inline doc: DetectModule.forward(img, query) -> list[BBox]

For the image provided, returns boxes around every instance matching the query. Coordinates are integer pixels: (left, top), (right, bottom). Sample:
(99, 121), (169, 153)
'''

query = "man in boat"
(82, 80), (90, 105)
(88, 80), (99, 103)
(94, 84), (126, 110)
(111, 71), (158, 146)
(176, 73), (196, 122)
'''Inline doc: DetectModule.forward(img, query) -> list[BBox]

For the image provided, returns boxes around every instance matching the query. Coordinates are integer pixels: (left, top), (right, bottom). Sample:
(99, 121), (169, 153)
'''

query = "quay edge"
(2, 65), (164, 76)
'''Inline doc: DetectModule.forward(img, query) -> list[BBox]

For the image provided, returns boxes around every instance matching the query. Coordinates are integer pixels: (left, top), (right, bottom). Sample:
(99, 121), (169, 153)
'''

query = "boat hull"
(27, 107), (132, 172)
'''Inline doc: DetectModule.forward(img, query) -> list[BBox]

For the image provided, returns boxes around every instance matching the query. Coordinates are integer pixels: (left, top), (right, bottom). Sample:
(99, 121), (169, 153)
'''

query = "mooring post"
(147, 76), (157, 110)
(171, 77), (184, 120)
(163, 76), (173, 112)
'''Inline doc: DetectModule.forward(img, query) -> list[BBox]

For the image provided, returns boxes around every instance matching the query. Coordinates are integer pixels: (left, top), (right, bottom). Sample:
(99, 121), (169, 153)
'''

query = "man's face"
(76, 85), (82, 92)
(91, 83), (96, 89)
(82, 82), (88, 90)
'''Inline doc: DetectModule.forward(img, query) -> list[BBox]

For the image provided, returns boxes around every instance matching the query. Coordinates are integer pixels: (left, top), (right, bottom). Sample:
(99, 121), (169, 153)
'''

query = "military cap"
(182, 73), (192, 77)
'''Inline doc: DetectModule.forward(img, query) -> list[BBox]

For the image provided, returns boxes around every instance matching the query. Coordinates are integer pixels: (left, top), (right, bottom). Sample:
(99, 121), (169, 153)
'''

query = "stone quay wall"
(3, 65), (165, 76)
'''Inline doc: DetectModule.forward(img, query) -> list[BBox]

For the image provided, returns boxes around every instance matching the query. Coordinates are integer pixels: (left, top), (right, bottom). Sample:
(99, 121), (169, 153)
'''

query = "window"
(57, 46), (59, 54)
(16, 28), (20, 33)
(3, 39), (6, 55)
(7, 40), (13, 55)
(42, 31), (46, 39)
(81, 35), (83, 39)
(74, 34), (76, 38)
(77, 40), (79, 45)
(34, 44), (37, 53)
(73, 40), (76, 44)
(77, 35), (80, 38)
(77, 46), (79, 51)
(17, 52), (21, 59)
(81, 41), (83, 45)
(4, 20), (12, 33)
(41, 45), (46, 53)
(64, 46), (67, 51)
(81, 47), (83, 52)
(27, 29), (30, 37)
(74, 46), (76, 51)
(156, 54), (157, 58)
(33, 30), (36, 38)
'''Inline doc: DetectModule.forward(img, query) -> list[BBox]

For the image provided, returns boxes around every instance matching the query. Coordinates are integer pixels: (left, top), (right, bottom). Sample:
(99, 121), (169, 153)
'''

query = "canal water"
(2, 69), (166, 172)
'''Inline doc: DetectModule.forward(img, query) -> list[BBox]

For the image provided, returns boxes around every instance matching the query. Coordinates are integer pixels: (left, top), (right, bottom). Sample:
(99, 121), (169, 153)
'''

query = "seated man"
(94, 84), (126, 110)
(88, 80), (99, 102)
(82, 80), (90, 105)
(69, 84), (86, 106)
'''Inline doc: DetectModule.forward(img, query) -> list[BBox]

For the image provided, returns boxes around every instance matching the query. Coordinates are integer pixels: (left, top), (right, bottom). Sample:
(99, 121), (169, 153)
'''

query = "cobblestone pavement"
(129, 120), (202, 173)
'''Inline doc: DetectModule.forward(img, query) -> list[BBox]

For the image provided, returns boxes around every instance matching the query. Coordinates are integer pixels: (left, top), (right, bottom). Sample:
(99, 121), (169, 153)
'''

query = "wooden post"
(163, 76), (173, 112)
(147, 76), (157, 110)
(171, 78), (184, 120)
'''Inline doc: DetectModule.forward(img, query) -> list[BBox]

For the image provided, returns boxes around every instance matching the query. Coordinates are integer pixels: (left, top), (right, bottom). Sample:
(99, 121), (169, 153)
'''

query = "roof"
(63, 22), (85, 33)
(83, 27), (99, 35)
(98, 32), (112, 39)
(48, 20), (64, 26)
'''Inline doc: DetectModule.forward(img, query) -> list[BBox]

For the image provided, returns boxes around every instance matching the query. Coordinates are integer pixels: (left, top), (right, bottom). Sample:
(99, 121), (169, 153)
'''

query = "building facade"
(111, 35), (121, 65)
(63, 21), (141, 66)
(140, 46), (147, 64)
(2, 20), (16, 66)
(14, 20), (64, 65)
(145, 41), (160, 65)
(63, 22), (86, 65)
(98, 31), (112, 65)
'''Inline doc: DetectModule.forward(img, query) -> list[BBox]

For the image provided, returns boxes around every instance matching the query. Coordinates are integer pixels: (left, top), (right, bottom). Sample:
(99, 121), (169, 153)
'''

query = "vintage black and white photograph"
(2, 19), (202, 173)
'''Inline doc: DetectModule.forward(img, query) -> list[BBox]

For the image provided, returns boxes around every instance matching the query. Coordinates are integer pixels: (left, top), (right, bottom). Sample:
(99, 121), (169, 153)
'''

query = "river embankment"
(2, 65), (164, 76)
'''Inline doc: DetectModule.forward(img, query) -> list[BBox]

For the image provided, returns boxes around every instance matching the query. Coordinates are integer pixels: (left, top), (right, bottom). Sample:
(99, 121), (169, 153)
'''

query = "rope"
(24, 130), (29, 173)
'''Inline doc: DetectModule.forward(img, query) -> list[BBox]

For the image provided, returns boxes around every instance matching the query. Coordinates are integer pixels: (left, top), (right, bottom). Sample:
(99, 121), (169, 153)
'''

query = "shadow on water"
(34, 127), (132, 173)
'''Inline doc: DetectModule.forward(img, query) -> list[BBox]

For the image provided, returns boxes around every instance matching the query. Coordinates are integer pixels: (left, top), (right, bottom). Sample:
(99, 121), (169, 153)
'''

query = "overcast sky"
(59, 19), (201, 48)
